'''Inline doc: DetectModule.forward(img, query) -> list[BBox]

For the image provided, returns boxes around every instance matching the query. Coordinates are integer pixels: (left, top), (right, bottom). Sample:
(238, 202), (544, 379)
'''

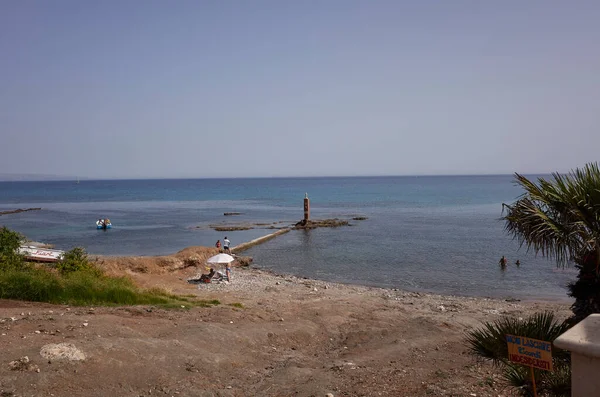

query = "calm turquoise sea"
(0, 176), (575, 300)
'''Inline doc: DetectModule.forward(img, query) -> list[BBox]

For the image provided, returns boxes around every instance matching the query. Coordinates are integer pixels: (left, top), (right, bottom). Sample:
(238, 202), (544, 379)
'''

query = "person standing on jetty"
(223, 236), (231, 253)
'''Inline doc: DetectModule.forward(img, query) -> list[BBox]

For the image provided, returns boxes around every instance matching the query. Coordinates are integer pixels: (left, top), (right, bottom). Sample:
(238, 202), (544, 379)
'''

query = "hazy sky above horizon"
(1, 1), (599, 179)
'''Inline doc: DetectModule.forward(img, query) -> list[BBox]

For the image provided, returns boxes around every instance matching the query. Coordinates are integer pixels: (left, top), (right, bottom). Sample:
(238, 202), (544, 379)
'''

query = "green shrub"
(0, 226), (23, 254)
(0, 227), (205, 308)
(0, 267), (62, 302)
(0, 266), (194, 306)
(0, 226), (25, 271)
(60, 272), (163, 305)
(466, 312), (571, 396)
(57, 247), (99, 275)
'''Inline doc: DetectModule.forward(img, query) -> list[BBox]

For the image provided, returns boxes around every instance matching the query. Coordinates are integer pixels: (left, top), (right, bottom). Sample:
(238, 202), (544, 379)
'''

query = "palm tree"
(502, 163), (600, 323)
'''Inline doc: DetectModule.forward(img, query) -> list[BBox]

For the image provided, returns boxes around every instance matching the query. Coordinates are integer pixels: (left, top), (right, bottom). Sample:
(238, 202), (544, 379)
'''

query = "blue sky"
(1, 1), (599, 179)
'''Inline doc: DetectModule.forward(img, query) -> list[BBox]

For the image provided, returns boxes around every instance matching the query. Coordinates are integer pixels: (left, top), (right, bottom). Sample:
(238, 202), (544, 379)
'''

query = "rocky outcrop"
(0, 208), (41, 216)
(294, 219), (349, 229)
(212, 225), (253, 231)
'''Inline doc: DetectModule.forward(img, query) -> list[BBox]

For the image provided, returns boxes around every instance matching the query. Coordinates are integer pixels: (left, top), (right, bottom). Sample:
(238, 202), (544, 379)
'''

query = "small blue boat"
(96, 219), (112, 229)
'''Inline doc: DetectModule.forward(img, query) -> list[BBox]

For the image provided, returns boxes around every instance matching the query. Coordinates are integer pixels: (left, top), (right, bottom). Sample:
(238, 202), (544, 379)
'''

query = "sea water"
(0, 176), (575, 300)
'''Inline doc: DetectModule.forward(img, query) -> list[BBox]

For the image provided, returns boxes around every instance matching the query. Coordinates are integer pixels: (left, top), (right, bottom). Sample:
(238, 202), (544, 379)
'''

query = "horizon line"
(0, 172), (556, 182)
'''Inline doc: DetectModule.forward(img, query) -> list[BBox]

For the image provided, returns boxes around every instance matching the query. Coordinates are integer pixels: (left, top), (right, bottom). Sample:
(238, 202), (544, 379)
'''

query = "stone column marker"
(304, 193), (310, 222)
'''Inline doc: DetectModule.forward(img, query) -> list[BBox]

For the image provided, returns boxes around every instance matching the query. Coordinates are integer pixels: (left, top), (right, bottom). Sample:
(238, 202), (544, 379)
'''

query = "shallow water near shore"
(0, 175), (575, 299)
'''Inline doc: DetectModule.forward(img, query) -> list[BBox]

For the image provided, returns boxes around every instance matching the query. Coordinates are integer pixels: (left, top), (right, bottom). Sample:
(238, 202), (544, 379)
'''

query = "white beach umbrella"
(206, 253), (235, 265)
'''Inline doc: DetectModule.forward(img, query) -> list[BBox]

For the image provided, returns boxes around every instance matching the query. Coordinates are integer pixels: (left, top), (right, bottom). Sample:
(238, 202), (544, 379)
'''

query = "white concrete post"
(554, 314), (600, 397)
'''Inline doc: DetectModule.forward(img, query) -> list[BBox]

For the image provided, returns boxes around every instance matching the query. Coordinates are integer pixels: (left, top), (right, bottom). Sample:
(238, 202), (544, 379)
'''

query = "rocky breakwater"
(0, 208), (41, 216)
(293, 216), (367, 230)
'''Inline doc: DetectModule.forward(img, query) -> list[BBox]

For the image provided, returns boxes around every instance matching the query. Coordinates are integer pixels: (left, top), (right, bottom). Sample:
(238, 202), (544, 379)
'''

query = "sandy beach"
(0, 246), (572, 397)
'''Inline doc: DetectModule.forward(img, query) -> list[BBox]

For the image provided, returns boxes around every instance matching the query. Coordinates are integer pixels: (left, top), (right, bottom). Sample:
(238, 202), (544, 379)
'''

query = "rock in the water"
(40, 343), (86, 361)
(0, 207), (42, 216)
(294, 219), (349, 229)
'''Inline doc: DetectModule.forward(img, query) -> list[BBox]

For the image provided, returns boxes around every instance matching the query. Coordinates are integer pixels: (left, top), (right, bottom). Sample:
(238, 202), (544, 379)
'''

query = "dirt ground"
(0, 247), (571, 397)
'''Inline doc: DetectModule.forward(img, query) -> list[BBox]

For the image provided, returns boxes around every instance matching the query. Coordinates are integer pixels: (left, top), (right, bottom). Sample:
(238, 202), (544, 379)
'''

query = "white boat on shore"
(18, 246), (64, 263)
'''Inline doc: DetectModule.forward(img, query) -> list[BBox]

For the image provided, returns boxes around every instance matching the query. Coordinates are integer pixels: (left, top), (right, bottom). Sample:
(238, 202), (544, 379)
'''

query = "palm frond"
(502, 163), (600, 267)
(502, 364), (531, 396)
(466, 312), (572, 397)
(503, 362), (571, 397)
(466, 312), (570, 361)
